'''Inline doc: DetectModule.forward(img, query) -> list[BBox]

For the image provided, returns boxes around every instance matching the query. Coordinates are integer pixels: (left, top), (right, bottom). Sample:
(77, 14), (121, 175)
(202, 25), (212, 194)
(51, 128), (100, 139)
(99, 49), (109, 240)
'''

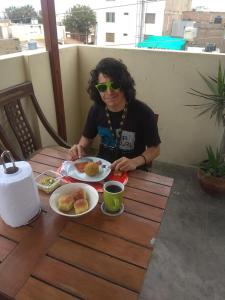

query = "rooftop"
(137, 35), (186, 50)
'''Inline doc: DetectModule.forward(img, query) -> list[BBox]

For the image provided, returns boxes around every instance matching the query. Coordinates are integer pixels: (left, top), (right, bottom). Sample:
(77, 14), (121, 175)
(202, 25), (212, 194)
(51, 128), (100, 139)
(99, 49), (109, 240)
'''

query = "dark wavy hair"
(87, 57), (136, 105)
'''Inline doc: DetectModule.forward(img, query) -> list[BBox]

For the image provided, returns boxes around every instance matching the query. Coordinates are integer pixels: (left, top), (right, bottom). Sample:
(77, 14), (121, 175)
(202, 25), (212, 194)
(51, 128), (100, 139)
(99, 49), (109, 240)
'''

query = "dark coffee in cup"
(105, 184), (122, 193)
(103, 181), (124, 213)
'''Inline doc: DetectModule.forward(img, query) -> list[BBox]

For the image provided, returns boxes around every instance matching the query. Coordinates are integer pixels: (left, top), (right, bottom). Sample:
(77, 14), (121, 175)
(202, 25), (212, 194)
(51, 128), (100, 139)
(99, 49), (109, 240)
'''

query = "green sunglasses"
(95, 81), (120, 92)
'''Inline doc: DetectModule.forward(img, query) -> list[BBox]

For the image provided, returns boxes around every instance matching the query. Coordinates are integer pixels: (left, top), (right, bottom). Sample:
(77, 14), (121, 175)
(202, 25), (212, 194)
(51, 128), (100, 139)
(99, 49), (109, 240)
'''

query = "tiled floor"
(140, 161), (225, 300)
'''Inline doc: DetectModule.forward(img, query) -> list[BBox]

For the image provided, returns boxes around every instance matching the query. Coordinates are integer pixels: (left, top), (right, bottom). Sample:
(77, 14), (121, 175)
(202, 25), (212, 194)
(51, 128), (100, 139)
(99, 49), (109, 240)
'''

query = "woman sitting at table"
(69, 57), (161, 172)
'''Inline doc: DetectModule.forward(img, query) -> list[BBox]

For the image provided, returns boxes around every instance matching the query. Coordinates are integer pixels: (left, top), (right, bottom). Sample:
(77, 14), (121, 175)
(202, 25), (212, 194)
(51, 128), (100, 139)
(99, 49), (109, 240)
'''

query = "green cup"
(103, 181), (124, 213)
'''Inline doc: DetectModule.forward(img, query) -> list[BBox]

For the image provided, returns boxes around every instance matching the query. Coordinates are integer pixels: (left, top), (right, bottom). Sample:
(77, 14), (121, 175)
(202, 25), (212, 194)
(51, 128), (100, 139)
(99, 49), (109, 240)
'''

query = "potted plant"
(187, 62), (225, 195)
(198, 146), (225, 194)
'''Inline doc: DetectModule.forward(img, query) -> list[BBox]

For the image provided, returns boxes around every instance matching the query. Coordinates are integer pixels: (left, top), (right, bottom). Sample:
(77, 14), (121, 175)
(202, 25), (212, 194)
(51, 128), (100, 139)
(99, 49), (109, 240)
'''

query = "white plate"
(62, 157), (111, 182)
(49, 183), (99, 217)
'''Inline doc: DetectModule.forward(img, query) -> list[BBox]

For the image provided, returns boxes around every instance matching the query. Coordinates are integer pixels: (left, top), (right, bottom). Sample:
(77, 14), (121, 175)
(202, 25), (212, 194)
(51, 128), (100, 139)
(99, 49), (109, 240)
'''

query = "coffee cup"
(103, 180), (124, 213)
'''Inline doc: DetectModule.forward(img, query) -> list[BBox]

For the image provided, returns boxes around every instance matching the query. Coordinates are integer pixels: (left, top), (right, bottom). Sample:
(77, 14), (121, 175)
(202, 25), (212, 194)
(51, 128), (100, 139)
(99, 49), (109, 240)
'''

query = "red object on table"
(58, 166), (128, 192)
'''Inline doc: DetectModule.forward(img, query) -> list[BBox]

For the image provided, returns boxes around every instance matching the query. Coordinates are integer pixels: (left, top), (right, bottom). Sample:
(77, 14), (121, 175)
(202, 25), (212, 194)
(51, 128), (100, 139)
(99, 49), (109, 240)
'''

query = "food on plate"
(74, 159), (102, 173)
(58, 194), (74, 212)
(57, 188), (89, 214)
(39, 176), (56, 186)
(74, 198), (89, 214)
(84, 162), (99, 176)
(74, 161), (89, 173)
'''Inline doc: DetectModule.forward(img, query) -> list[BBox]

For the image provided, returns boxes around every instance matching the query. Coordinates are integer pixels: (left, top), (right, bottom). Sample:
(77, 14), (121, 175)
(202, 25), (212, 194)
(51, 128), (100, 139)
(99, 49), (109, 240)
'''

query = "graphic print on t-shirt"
(98, 126), (116, 148)
(98, 126), (135, 152)
(120, 130), (135, 151)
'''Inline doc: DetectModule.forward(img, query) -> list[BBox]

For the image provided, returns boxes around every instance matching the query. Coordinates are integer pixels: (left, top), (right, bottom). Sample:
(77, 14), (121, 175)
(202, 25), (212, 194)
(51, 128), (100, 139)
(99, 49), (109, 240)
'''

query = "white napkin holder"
(0, 151), (41, 227)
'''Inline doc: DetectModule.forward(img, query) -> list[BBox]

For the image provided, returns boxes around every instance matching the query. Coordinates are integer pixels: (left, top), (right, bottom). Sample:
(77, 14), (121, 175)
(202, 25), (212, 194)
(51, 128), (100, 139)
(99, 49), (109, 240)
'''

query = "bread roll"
(58, 194), (74, 212)
(74, 198), (89, 214)
(72, 188), (86, 201)
(84, 162), (99, 176)
(74, 161), (89, 173)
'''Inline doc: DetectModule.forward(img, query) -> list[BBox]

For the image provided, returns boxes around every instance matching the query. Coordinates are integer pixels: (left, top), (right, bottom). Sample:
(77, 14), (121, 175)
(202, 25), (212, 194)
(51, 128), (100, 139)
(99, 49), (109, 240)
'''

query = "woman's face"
(97, 73), (126, 111)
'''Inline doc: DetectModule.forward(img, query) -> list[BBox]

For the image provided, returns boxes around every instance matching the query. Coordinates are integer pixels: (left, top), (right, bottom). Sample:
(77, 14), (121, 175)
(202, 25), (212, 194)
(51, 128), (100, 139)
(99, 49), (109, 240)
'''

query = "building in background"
(95, 0), (165, 47)
(0, 19), (11, 39)
(0, 19), (66, 54)
(0, 19), (21, 54)
(171, 10), (225, 53)
(163, 0), (192, 35)
(2, 0), (224, 53)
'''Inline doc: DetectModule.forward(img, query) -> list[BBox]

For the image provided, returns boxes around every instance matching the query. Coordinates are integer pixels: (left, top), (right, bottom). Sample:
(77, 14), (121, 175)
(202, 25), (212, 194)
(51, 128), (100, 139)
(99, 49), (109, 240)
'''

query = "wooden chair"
(0, 82), (70, 160)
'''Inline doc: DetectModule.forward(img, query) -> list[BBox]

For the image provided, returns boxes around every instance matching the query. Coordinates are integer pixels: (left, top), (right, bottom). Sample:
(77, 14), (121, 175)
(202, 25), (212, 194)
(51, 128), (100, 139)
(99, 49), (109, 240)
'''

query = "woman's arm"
(137, 145), (160, 167)
(69, 136), (93, 160)
(111, 145), (160, 172)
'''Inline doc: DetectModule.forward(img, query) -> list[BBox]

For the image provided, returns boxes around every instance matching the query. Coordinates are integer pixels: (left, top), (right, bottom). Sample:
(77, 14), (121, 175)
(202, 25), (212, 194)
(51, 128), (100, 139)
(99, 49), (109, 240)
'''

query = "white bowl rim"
(49, 182), (99, 217)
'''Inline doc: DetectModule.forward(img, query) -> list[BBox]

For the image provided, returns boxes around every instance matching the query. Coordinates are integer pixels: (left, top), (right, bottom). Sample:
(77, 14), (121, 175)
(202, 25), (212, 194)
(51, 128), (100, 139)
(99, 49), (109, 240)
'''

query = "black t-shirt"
(83, 99), (161, 162)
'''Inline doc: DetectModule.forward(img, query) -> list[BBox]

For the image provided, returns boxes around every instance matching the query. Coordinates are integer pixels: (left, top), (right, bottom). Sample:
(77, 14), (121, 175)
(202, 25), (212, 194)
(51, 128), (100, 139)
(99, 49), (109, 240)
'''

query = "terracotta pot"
(197, 169), (225, 196)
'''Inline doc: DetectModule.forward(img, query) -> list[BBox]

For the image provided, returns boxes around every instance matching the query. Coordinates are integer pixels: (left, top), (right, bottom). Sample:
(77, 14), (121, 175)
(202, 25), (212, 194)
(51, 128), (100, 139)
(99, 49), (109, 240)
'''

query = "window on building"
(106, 32), (115, 42)
(124, 12), (129, 15)
(106, 12), (115, 22)
(145, 13), (156, 24)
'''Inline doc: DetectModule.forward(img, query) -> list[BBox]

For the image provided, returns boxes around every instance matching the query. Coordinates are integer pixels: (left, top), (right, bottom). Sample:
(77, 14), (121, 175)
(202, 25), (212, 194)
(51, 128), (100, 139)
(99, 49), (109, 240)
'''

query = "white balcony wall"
(0, 54), (26, 87)
(0, 45), (224, 165)
(24, 46), (80, 146)
(59, 45), (80, 143)
(0, 46), (80, 148)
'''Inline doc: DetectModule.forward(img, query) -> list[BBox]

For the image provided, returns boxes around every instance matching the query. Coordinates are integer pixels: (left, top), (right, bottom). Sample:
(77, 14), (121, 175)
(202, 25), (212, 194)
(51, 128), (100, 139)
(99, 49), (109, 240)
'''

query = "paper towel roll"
(0, 161), (41, 227)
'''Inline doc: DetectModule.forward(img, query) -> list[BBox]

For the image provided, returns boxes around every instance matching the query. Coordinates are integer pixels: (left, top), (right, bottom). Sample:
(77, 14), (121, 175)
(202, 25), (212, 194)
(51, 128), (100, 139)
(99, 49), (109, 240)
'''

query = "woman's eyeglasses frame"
(95, 81), (120, 93)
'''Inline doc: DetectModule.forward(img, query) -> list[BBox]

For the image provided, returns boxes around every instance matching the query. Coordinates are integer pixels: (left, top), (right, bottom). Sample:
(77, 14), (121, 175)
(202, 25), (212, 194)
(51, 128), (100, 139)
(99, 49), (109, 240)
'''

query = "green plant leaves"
(186, 62), (225, 126)
(200, 146), (225, 177)
(198, 72), (218, 95)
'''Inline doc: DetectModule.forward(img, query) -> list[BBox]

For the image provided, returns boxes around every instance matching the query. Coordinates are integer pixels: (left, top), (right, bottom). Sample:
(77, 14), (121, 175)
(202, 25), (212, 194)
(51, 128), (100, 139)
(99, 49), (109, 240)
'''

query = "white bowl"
(49, 183), (99, 217)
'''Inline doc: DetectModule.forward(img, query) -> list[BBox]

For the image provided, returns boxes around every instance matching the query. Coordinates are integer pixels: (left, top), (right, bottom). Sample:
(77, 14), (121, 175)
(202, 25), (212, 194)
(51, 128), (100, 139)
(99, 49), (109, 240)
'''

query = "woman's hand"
(68, 144), (86, 161)
(111, 157), (138, 172)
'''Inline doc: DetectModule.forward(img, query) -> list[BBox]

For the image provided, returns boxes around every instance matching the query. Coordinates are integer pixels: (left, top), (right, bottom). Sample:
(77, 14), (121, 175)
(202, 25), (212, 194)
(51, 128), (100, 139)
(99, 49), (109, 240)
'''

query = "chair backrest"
(0, 82), (70, 160)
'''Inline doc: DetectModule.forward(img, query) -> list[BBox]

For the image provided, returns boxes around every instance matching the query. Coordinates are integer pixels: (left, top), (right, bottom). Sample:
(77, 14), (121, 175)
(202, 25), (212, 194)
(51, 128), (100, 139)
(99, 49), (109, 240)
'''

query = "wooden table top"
(0, 146), (173, 300)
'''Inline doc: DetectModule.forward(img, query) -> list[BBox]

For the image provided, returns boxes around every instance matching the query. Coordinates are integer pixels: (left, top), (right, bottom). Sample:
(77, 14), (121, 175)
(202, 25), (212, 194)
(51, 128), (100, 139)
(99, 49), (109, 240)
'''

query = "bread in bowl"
(74, 198), (89, 214)
(58, 194), (74, 212)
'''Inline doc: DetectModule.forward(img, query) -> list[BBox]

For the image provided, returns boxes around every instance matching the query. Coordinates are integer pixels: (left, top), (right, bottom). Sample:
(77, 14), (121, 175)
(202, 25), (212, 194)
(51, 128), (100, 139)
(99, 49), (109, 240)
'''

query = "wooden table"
(0, 146), (173, 300)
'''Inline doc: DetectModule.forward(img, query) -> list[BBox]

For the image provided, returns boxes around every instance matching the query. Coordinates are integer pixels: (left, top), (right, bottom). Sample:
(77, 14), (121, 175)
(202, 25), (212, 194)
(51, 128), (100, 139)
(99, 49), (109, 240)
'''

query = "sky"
(0, 0), (225, 14)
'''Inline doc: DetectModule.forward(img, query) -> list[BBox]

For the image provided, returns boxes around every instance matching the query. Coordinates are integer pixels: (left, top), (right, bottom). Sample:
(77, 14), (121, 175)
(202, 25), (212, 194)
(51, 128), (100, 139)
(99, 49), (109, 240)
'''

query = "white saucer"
(101, 202), (124, 216)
